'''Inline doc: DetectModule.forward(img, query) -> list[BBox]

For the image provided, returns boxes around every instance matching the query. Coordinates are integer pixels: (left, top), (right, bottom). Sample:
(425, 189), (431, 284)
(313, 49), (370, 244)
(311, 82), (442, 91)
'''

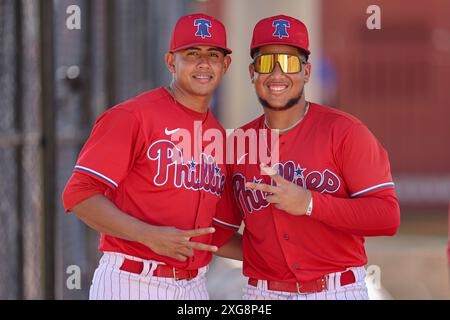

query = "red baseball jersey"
(213, 102), (400, 282)
(66, 88), (227, 270)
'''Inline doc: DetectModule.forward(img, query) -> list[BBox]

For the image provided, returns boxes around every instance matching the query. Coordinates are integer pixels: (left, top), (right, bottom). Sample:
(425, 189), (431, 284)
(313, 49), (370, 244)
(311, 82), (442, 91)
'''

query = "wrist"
(305, 194), (313, 216)
(301, 190), (313, 215)
(292, 190), (313, 216)
(134, 222), (156, 244)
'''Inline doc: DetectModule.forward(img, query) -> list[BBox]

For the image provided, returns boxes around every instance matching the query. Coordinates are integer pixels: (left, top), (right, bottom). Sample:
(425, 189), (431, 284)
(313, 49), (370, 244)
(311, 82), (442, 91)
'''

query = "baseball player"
(62, 13), (234, 300)
(212, 15), (401, 300)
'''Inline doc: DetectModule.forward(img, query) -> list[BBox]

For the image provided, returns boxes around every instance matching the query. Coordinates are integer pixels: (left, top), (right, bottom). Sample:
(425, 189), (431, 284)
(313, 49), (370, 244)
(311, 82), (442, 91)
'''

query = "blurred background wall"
(0, 0), (449, 299)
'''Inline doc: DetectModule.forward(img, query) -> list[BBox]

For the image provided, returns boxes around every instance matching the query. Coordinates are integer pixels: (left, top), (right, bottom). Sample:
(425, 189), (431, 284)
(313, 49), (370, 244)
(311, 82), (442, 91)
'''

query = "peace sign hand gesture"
(141, 226), (218, 262)
(245, 164), (312, 216)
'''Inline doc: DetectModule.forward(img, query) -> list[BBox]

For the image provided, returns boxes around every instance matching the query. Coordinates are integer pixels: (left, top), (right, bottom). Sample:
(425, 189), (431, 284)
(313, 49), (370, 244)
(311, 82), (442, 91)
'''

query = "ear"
(165, 52), (175, 74)
(249, 63), (256, 83)
(222, 55), (232, 75)
(303, 63), (311, 84)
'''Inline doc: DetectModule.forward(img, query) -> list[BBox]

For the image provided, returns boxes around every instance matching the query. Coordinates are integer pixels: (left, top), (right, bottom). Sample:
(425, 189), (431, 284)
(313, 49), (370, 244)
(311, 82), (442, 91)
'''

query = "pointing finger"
(245, 182), (280, 194)
(187, 241), (218, 252)
(183, 227), (216, 238)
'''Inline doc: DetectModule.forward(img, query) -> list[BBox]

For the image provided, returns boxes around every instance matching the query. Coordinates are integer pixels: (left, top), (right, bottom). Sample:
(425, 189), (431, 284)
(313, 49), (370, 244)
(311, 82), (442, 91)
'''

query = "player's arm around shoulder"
(211, 199), (243, 261)
(213, 228), (243, 261)
(210, 164), (244, 261)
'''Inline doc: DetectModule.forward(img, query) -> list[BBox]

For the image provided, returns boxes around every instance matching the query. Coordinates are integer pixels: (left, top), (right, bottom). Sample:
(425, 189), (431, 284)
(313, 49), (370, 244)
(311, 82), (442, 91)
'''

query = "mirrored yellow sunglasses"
(254, 53), (306, 74)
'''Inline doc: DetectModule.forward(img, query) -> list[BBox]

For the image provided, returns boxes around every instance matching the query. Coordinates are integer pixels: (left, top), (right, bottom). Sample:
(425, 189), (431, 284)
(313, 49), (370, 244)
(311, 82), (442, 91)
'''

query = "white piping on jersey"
(351, 182), (395, 198)
(74, 165), (119, 188)
(213, 218), (240, 230)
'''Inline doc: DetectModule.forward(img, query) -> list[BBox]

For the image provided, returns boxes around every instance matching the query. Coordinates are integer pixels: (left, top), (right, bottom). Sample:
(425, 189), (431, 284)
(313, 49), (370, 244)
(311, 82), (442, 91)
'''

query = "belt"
(248, 269), (356, 294)
(119, 258), (198, 281)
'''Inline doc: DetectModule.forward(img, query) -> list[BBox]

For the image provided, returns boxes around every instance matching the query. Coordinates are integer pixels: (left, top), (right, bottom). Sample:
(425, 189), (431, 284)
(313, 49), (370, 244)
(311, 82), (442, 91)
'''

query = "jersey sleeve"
(311, 188), (400, 236)
(62, 172), (109, 212)
(310, 123), (400, 236)
(337, 123), (395, 197)
(73, 108), (146, 189)
(212, 166), (243, 247)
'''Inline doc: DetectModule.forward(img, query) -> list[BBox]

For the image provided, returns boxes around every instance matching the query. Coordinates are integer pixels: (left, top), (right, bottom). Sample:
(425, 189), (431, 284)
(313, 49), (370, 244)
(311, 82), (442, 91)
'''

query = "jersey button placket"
(280, 135), (286, 149)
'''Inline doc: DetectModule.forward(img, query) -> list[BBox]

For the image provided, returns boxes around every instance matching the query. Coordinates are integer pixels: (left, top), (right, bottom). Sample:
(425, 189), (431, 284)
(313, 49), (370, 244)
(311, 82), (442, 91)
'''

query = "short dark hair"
(251, 47), (309, 62)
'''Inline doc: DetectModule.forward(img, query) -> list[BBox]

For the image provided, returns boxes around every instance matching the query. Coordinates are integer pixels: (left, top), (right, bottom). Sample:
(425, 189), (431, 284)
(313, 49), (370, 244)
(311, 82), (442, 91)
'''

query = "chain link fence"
(0, 0), (192, 299)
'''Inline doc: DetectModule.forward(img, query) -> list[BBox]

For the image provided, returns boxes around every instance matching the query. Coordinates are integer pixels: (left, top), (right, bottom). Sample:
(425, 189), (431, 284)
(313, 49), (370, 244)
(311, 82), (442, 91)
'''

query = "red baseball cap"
(250, 15), (310, 57)
(170, 13), (232, 54)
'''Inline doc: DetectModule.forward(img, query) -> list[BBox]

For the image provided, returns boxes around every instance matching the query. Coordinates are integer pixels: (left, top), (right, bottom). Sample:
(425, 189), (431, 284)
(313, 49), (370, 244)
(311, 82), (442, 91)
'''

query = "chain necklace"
(264, 102), (310, 134)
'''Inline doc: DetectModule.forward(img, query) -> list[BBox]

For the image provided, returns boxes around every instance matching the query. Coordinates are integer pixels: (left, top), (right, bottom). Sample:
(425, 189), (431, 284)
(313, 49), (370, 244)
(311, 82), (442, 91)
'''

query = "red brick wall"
(322, 0), (450, 175)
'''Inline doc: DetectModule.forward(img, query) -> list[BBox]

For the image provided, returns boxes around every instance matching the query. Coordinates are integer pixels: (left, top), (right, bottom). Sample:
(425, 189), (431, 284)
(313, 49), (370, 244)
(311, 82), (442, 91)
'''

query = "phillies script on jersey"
(64, 87), (280, 270)
(213, 102), (399, 282)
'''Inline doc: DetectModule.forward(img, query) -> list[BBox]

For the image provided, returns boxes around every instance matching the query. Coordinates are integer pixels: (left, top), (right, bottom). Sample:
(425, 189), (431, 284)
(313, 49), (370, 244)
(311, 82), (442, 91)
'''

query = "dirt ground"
(366, 209), (450, 299)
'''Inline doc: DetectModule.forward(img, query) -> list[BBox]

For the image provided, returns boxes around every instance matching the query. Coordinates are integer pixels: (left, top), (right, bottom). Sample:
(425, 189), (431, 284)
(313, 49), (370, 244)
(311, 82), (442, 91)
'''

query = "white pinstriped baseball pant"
(89, 252), (209, 300)
(243, 267), (370, 300)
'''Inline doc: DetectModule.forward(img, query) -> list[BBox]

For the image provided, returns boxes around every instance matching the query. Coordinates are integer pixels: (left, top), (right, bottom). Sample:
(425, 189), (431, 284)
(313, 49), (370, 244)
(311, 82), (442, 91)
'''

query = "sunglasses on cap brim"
(253, 53), (307, 74)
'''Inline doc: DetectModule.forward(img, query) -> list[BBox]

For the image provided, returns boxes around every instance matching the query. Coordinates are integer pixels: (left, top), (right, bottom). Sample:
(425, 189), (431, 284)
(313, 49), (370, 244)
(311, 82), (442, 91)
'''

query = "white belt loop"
(145, 260), (162, 277)
(140, 260), (151, 277)
(336, 271), (343, 290)
(262, 280), (268, 291)
(327, 272), (335, 291)
(104, 252), (165, 277)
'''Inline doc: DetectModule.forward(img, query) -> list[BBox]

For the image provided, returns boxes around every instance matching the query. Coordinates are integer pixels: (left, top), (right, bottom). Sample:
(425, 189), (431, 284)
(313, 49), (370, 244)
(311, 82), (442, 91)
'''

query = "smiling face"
(166, 46), (231, 98)
(249, 44), (311, 111)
